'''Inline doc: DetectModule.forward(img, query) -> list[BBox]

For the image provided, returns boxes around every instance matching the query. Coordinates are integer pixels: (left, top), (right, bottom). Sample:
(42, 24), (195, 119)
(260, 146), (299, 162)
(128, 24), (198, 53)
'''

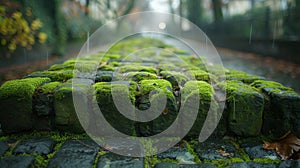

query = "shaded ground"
(219, 48), (300, 93)
(0, 131), (297, 168)
(0, 42), (82, 85)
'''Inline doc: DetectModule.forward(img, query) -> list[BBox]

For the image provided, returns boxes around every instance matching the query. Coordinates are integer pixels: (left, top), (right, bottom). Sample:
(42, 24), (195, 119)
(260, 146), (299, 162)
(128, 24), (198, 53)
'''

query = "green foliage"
(0, 1), (47, 57)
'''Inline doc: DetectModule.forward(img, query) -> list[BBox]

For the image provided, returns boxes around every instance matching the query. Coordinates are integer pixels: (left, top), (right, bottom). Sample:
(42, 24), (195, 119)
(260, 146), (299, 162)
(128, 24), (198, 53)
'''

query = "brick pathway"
(0, 135), (299, 168)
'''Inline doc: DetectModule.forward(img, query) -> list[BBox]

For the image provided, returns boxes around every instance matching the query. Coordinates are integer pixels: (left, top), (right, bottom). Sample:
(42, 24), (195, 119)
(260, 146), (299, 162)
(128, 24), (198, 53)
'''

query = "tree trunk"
(85, 0), (90, 16)
(186, 0), (203, 26)
(212, 0), (223, 23)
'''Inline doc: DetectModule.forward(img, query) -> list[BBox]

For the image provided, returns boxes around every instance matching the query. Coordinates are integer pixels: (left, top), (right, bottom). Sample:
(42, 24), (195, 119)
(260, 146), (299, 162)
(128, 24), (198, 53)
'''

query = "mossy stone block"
(226, 69), (264, 83)
(0, 77), (50, 133)
(180, 81), (220, 138)
(117, 65), (157, 74)
(33, 82), (61, 131)
(27, 70), (73, 82)
(187, 70), (215, 82)
(98, 65), (115, 71)
(224, 81), (264, 137)
(54, 80), (93, 133)
(94, 82), (136, 135)
(251, 80), (300, 138)
(160, 71), (188, 90)
(95, 71), (114, 82)
(119, 72), (157, 82)
(137, 79), (177, 136)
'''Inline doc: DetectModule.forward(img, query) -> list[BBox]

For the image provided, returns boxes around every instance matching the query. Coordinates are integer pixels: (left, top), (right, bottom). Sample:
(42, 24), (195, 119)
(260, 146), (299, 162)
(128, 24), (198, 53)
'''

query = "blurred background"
(0, 0), (299, 92)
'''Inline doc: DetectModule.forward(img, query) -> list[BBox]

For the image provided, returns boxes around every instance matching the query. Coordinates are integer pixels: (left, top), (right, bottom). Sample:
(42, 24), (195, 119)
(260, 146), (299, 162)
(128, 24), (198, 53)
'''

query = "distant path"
(1, 38), (300, 94)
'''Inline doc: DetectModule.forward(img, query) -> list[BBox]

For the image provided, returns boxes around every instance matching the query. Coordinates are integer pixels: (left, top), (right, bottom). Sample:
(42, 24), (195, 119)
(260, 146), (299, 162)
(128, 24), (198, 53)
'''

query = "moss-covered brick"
(137, 79), (177, 136)
(117, 65), (157, 74)
(102, 54), (121, 62)
(33, 82), (62, 131)
(251, 80), (300, 138)
(226, 69), (264, 83)
(109, 62), (120, 67)
(180, 81), (221, 138)
(0, 77), (51, 133)
(53, 80), (93, 133)
(179, 55), (206, 68)
(120, 72), (157, 82)
(221, 81), (264, 137)
(170, 48), (189, 55)
(107, 38), (170, 55)
(160, 71), (188, 90)
(95, 71), (114, 82)
(48, 63), (74, 71)
(98, 65), (115, 71)
(157, 63), (179, 72)
(187, 70), (215, 83)
(94, 82), (136, 135)
(27, 70), (74, 82)
(34, 82), (61, 116)
(48, 60), (99, 72)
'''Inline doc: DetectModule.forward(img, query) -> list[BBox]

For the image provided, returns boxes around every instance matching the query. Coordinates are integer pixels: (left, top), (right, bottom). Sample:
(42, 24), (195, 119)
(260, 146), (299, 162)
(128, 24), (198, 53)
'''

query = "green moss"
(219, 81), (259, 95)
(39, 82), (62, 93)
(102, 53), (121, 61)
(181, 81), (219, 137)
(109, 61), (120, 67)
(187, 70), (214, 82)
(98, 65), (115, 71)
(93, 82), (137, 135)
(118, 65), (157, 74)
(160, 71), (188, 89)
(121, 71), (157, 82)
(172, 49), (189, 55)
(138, 79), (173, 99)
(179, 55), (206, 67)
(252, 158), (280, 164)
(157, 63), (178, 72)
(226, 69), (264, 83)
(0, 77), (51, 100)
(251, 80), (296, 95)
(183, 140), (201, 163)
(139, 49), (157, 58)
(53, 83), (92, 133)
(48, 63), (75, 71)
(28, 70), (74, 82)
(94, 82), (137, 103)
(53, 86), (73, 100)
(181, 81), (214, 102)
(218, 81), (264, 137)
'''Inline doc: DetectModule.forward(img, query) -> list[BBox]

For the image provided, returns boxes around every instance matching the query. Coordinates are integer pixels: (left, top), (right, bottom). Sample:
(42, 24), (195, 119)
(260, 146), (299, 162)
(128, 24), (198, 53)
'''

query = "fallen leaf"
(163, 108), (168, 115)
(263, 131), (300, 160)
(217, 149), (230, 157)
(100, 62), (108, 66)
(104, 145), (113, 150)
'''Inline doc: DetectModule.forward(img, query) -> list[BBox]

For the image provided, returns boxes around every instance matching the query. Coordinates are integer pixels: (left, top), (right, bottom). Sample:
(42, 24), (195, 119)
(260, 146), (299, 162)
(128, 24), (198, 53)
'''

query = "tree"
(212, 0), (223, 23)
(186, 0), (203, 26)
(0, 1), (47, 57)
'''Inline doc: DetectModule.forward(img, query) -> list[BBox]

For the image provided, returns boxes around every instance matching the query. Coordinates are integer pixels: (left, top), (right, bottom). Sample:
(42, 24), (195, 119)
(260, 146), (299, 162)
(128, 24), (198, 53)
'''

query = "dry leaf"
(163, 108), (168, 115)
(100, 62), (108, 66)
(104, 145), (113, 150)
(263, 131), (300, 160)
(217, 149), (230, 157)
